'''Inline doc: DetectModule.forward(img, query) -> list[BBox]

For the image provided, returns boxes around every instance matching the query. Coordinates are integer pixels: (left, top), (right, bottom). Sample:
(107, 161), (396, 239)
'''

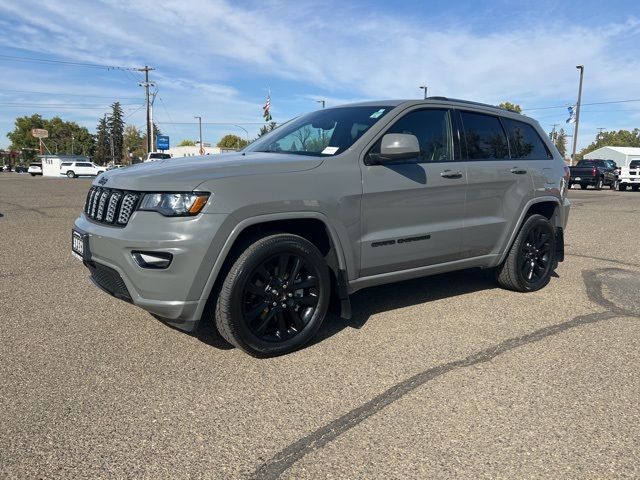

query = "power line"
(523, 98), (640, 112)
(0, 54), (137, 71)
(0, 88), (140, 100)
(156, 121), (267, 125)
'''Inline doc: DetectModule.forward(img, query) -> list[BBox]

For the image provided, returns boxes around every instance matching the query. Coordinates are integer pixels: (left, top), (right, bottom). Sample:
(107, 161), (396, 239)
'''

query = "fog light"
(132, 251), (173, 269)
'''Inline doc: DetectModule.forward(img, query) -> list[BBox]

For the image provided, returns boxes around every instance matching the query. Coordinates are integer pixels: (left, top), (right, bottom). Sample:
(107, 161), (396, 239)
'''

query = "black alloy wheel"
(214, 233), (330, 357)
(496, 214), (556, 292)
(519, 224), (552, 285)
(241, 253), (321, 342)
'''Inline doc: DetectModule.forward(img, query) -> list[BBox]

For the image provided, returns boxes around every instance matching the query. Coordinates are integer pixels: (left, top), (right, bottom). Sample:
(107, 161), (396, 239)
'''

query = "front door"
(359, 108), (467, 277)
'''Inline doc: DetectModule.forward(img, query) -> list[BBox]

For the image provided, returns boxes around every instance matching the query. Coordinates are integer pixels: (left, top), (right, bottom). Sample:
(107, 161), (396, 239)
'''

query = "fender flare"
(193, 211), (349, 321)
(496, 196), (562, 265)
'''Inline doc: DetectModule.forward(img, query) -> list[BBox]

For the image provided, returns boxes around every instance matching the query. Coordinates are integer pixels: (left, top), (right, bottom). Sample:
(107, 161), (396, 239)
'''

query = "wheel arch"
(194, 212), (351, 322)
(497, 197), (562, 265)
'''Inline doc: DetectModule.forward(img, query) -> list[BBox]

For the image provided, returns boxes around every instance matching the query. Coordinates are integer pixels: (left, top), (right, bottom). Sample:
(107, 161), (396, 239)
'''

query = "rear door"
(458, 110), (534, 258)
(359, 107), (468, 277)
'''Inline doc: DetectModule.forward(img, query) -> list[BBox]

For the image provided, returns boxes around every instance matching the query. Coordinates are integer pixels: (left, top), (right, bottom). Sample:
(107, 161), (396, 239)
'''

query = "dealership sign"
(31, 128), (49, 138)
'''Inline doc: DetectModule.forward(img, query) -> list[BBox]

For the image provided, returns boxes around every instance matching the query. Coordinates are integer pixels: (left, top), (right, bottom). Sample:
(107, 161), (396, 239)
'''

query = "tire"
(595, 178), (603, 190)
(66, 170), (76, 178)
(633, 186), (640, 192)
(610, 180), (618, 190)
(619, 183), (627, 191)
(214, 233), (331, 357)
(496, 214), (556, 292)
(567, 182), (573, 189)
(30, 173), (36, 177)
(580, 183), (588, 190)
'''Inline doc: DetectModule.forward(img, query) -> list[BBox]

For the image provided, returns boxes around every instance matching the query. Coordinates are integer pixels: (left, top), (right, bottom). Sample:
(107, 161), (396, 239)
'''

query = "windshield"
(245, 106), (393, 156)
(150, 153), (171, 159)
(630, 160), (640, 169)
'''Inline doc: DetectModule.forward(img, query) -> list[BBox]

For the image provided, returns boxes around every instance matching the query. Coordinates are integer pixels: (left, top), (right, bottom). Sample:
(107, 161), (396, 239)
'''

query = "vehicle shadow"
(310, 267), (498, 346)
(191, 267), (505, 352)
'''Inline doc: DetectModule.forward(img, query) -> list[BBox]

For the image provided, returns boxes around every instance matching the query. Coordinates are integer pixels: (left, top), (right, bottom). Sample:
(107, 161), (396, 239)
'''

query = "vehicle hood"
(92, 152), (324, 191)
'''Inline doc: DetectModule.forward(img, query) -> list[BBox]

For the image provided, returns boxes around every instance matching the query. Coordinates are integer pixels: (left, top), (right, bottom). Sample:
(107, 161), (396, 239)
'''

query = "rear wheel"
(580, 183), (588, 190)
(619, 183), (627, 191)
(595, 178), (603, 190)
(66, 170), (76, 178)
(496, 214), (556, 292)
(215, 233), (330, 357)
(30, 173), (36, 177)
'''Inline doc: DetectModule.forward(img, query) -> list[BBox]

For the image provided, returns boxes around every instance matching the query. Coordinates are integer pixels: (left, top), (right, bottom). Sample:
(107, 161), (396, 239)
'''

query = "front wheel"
(619, 183), (627, 191)
(496, 214), (556, 292)
(214, 233), (331, 357)
(580, 183), (588, 190)
(595, 178), (603, 190)
(66, 171), (76, 178)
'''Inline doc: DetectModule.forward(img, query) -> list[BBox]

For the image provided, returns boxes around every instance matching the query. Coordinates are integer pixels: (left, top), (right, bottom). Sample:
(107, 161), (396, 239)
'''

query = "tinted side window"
(460, 112), (509, 160)
(60, 162), (71, 167)
(502, 118), (551, 160)
(80, 163), (92, 167)
(373, 109), (452, 162)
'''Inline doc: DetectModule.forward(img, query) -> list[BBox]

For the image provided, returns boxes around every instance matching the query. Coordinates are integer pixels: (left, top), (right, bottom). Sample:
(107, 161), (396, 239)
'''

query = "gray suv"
(72, 98), (570, 357)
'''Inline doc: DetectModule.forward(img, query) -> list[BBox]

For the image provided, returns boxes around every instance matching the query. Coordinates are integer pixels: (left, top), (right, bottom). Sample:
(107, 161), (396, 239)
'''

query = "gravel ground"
(1, 175), (638, 479)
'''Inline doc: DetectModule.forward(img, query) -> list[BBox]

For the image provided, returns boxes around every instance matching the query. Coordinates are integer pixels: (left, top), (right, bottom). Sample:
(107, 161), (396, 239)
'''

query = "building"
(39, 154), (91, 177)
(584, 147), (640, 168)
(165, 145), (221, 158)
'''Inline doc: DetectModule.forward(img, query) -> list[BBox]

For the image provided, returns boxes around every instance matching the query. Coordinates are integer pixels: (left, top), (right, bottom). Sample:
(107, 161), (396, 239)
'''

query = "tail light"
(592, 167), (597, 176)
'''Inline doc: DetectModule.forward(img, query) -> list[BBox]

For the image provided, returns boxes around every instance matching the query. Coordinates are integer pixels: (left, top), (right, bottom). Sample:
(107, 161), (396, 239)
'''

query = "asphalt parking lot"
(1, 175), (638, 479)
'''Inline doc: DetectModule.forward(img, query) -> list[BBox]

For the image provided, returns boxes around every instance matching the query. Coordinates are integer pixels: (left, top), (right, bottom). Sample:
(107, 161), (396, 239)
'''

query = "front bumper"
(74, 210), (233, 331)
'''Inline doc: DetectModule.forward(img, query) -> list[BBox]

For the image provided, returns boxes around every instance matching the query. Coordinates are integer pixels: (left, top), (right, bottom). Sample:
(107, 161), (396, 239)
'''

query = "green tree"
(107, 102), (125, 161)
(178, 139), (196, 146)
(94, 116), (110, 165)
(217, 134), (249, 149)
(552, 128), (567, 158)
(258, 121), (278, 137)
(6, 114), (45, 162)
(497, 102), (522, 114)
(578, 128), (640, 160)
(123, 125), (145, 164)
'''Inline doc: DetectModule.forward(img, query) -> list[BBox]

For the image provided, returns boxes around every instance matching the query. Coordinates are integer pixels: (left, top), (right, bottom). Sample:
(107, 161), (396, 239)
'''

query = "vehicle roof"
(336, 97), (515, 114)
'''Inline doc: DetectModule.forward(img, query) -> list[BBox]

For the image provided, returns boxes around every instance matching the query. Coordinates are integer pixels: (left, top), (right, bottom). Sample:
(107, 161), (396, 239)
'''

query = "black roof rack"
(426, 96), (509, 111)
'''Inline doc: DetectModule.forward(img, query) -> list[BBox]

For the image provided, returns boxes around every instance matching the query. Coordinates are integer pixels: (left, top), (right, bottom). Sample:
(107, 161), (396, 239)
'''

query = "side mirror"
(373, 133), (420, 163)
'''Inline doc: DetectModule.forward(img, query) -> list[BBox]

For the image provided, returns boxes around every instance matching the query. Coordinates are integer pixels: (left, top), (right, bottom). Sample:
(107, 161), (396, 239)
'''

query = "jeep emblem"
(98, 176), (108, 185)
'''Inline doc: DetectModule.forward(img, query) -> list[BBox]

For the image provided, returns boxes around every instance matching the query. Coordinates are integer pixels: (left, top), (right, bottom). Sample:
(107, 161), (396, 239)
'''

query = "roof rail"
(426, 96), (508, 111)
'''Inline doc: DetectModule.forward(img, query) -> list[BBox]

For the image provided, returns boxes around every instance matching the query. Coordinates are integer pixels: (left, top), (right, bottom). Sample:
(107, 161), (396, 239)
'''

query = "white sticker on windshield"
(369, 108), (386, 119)
(322, 146), (340, 155)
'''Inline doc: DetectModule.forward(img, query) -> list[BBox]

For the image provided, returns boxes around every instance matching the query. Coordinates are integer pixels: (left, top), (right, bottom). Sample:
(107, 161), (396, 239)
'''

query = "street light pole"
(316, 100), (325, 109)
(71, 134), (74, 155)
(233, 124), (249, 146)
(419, 85), (428, 99)
(570, 65), (584, 166)
(194, 116), (203, 155)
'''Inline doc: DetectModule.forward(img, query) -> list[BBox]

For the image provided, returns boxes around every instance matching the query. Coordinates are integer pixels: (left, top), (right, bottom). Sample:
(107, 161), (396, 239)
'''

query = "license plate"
(72, 230), (86, 261)
(574, 177), (581, 181)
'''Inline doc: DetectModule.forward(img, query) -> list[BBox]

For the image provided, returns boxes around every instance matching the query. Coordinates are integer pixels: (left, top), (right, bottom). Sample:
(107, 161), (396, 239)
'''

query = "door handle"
(440, 170), (463, 179)
(510, 167), (527, 175)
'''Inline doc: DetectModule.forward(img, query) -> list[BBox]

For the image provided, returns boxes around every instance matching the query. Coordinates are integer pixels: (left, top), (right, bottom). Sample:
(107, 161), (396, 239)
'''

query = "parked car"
(107, 164), (124, 171)
(73, 98), (570, 357)
(27, 163), (43, 176)
(15, 165), (28, 173)
(60, 161), (105, 178)
(144, 152), (172, 162)
(616, 160), (640, 191)
(568, 159), (617, 190)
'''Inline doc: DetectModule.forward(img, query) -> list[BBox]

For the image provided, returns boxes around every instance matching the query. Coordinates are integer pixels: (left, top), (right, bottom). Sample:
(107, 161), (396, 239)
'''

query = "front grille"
(84, 187), (140, 226)
(88, 262), (133, 303)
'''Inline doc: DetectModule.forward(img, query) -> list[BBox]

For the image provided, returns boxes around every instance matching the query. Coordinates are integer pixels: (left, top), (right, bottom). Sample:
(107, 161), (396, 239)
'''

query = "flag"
(263, 93), (272, 121)
(566, 105), (576, 124)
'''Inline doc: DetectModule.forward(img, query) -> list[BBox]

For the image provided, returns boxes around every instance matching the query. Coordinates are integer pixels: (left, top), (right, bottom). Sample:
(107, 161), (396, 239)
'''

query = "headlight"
(138, 192), (210, 216)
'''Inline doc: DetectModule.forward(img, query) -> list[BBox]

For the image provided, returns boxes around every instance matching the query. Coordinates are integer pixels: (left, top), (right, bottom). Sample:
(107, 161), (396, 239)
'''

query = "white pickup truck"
(144, 152), (172, 162)
(616, 160), (640, 191)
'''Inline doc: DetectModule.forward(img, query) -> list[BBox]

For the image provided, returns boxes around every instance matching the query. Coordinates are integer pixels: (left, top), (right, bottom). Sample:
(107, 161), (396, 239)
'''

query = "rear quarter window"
(61, 162), (72, 167)
(502, 118), (552, 160)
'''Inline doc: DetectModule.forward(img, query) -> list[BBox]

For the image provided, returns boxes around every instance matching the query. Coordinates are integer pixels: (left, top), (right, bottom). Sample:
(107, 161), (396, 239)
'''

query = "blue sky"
(0, 0), (639, 152)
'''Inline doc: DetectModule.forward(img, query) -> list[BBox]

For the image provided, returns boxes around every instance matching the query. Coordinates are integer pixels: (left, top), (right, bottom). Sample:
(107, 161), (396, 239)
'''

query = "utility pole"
(194, 116), (203, 155)
(71, 134), (75, 155)
(316, 100), (325, 109)
(137, 65), (155, 154)
(596, 127), (606, 140)
(550, 124), (559, 143)
(149, 89), (157, 153)
(570, 65), (584, 166)
(233, 124), (249, 145)
(419, 85), (428, 99)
